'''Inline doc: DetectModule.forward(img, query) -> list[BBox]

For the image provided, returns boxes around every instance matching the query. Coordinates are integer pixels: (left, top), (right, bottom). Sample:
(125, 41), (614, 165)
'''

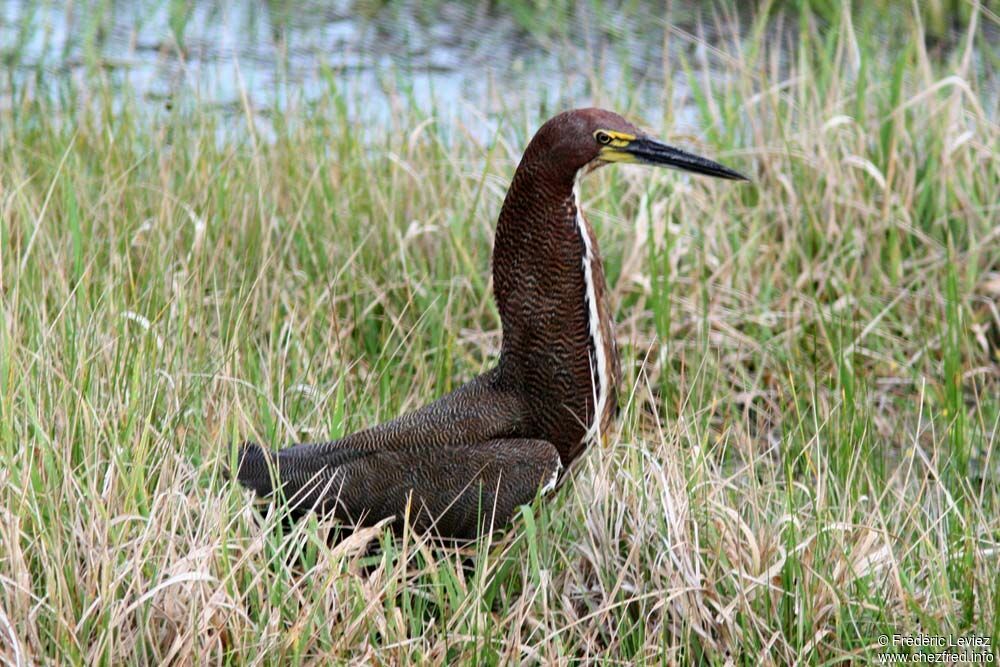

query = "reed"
(0, 2), (997, 663)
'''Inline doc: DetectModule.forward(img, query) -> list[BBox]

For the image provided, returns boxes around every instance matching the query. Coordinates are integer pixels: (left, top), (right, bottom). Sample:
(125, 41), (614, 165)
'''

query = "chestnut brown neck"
(491, 154), (616, 464)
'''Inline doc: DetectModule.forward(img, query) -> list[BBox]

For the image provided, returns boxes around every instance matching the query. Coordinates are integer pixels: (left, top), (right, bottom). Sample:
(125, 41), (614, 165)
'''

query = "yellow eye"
(595, 131), (612, 145)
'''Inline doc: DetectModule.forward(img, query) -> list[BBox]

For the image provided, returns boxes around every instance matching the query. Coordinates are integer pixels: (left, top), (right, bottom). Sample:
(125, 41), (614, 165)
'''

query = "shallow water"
(2, 1), (993, 139)
(1, 0), (738, 137)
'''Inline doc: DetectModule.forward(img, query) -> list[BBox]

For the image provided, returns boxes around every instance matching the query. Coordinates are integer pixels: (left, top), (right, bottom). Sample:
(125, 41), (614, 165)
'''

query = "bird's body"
(236, 108), (746, 539)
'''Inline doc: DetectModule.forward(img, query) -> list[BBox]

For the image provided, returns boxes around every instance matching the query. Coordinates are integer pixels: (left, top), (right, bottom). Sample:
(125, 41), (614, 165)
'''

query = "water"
(2, 1), (992, 139)
(1, 0), (727, 138)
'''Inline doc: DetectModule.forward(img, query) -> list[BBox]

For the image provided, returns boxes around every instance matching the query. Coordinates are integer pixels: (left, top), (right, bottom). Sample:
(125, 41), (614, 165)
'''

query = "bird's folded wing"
(236, 438), (561, 539)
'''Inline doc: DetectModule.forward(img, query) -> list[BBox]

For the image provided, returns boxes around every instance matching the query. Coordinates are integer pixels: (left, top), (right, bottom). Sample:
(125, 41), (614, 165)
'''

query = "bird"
(235, 108), (747, 540)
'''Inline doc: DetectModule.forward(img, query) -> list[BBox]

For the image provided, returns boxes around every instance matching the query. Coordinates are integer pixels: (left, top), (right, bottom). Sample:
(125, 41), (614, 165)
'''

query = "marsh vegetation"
(1, 0), (998, 663)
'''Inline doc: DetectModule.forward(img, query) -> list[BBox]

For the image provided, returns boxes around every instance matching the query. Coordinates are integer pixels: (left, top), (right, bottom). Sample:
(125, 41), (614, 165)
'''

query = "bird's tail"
(234, 441), (278, 497)
(234, 441), (336, 515)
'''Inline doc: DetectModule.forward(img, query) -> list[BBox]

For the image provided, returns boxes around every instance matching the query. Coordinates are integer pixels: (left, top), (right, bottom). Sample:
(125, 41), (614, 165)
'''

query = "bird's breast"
(572, 183), (618, 445)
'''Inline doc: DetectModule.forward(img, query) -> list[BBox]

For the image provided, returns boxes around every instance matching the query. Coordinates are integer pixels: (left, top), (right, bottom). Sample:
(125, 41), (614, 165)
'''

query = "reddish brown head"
(520, 107), (748, 185)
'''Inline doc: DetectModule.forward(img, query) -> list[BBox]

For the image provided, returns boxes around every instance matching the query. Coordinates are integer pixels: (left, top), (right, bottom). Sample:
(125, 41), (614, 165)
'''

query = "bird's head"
(523, 108), (749, 183)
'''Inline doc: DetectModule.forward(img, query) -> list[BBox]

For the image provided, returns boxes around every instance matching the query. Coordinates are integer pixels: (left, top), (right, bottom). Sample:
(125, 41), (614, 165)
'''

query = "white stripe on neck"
(572, 179), (609, 444)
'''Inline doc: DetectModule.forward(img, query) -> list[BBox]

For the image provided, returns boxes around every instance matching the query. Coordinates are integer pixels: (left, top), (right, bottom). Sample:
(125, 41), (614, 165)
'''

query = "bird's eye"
(595, 131), (612, 145)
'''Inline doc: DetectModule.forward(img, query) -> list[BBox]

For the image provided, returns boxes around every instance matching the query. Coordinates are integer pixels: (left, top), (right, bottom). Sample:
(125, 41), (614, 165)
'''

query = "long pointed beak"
(625, 136), (749, 181)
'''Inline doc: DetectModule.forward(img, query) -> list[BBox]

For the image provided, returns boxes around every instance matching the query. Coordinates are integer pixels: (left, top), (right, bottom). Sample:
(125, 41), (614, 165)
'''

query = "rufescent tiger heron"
(236, 108), (747, 540)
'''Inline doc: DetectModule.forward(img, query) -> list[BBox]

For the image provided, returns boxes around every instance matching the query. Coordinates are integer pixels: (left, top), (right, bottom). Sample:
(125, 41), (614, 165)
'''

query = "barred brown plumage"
(235, 108), (747, 540)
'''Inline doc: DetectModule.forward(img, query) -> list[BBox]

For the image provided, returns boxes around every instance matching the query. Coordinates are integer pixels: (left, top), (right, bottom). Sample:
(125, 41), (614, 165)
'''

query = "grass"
(1, 1), (998, 664)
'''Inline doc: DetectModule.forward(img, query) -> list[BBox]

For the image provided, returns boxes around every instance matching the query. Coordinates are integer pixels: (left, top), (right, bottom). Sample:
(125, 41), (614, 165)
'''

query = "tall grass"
(1, 2), (998, 664)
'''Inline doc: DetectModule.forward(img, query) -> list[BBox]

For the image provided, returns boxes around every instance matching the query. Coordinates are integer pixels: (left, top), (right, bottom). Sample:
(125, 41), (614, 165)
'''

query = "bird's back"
(235, 368), (563, 538)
